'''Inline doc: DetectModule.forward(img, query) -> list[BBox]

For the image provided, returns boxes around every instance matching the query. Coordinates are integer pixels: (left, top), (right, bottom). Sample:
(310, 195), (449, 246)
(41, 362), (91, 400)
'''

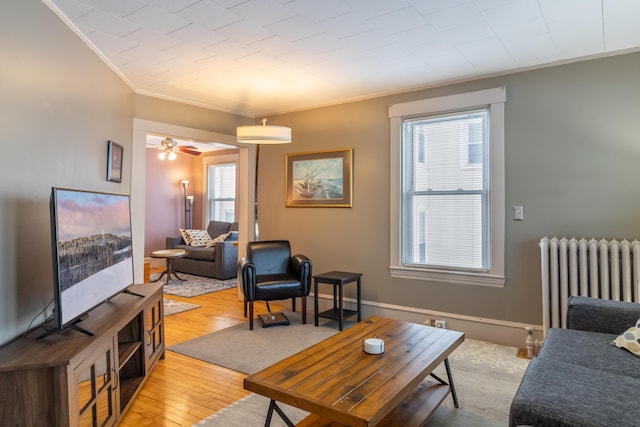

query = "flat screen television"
(50, 187), (134, 333)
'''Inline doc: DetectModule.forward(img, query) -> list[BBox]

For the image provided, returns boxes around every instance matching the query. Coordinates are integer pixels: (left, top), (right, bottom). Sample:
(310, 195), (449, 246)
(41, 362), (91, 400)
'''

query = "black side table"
(314, 271), (362, 331)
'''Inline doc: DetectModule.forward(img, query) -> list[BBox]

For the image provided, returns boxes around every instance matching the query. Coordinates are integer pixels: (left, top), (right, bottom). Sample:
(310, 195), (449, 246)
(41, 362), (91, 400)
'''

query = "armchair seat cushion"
(255, 274), (305, 300)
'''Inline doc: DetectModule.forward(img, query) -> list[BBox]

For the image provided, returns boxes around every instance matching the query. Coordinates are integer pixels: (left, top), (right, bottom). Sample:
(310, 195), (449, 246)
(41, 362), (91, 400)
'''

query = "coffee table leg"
(444, 358), (459, 408)
(430, 358), (459, 408)
(265, 399), (295, 427)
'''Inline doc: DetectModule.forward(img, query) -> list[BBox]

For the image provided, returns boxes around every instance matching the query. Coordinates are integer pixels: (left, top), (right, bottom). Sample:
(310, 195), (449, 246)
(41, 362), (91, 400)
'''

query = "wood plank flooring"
(120, 268), (284, 427)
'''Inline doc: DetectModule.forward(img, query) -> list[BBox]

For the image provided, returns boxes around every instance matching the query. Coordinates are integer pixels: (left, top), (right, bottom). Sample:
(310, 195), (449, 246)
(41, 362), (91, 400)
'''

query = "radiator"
(539, 236), (640, 335)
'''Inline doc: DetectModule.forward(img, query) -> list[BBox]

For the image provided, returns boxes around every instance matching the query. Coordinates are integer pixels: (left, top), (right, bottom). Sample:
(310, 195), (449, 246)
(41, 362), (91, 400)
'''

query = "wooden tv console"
(0, 282), (164, 427)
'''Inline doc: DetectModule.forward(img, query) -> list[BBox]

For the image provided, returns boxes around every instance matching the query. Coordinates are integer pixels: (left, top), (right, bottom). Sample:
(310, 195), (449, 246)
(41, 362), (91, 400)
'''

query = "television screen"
(50, 188), (133, 330)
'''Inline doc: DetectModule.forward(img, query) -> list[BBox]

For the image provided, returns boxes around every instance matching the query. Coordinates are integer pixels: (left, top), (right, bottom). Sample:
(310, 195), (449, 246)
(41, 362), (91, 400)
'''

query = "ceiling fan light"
(168, 151), (177, 161)
(159, 151), (166, 160)
(237, 119), (291, 144)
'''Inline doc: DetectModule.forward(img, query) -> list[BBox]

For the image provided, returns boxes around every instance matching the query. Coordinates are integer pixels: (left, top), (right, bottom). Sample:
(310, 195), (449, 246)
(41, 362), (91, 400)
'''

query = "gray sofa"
(510, 296), (640, 427)
(166, 220), (238, 280)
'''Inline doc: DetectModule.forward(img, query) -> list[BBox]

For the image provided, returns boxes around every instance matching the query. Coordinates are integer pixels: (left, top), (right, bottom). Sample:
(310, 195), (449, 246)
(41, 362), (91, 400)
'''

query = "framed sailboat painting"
(285, 148), (353, 207)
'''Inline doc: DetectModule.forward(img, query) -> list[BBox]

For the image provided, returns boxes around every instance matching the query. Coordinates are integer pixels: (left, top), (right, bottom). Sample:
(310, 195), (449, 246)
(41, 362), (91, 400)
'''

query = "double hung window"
(389, 87), (505, 286)
(206, 161), (236, 223)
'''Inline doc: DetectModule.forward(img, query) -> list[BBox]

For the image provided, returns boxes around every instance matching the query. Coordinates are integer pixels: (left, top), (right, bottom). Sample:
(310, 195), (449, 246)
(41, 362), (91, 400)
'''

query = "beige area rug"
(182, 316), (529, 426)
(168, 311), (339, 374)
(163, 298), (201, 316)
(150, 273), (237, 297)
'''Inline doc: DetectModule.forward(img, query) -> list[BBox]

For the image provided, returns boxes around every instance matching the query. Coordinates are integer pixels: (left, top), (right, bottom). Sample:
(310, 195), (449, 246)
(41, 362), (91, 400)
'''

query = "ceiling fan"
(154, 137), (201, 160)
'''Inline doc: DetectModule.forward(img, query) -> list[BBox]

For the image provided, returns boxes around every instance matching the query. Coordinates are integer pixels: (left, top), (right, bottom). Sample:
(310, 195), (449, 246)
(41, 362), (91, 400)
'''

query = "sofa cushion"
(510, 357), (640, 427)
(204, 232), (232, 248)
(180, 229), (213, 247)
(541, 328), (640, 379)
(611, 318), (640, 357)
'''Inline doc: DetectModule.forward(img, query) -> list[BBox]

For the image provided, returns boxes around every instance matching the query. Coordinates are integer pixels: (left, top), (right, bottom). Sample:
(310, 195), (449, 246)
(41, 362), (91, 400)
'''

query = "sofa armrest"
(567, 296), (640, 334)
(214, 241), (238, 280)
(166, 237), (184, 249)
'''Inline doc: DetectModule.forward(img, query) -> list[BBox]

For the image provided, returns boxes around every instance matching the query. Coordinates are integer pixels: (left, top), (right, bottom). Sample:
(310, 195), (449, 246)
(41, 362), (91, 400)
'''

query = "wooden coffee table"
(244, 316), (464, 427)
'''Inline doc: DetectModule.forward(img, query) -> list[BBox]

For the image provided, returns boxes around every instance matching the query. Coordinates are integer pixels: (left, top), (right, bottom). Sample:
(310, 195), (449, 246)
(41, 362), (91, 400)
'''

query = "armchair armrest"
(238, 257), (256, 300)
(567, 296), (640, 334)
(290, 254), (312, 295)
(166, 236), (184, 249)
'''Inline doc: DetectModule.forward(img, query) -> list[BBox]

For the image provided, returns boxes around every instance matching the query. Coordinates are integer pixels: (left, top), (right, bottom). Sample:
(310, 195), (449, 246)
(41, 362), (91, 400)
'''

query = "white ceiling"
(46, 0), (640, 118)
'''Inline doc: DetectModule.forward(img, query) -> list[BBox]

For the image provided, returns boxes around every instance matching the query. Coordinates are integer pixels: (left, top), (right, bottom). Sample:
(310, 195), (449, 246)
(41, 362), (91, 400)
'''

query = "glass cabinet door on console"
(145, 295), (164, 367)
(74, 340), (117, 427)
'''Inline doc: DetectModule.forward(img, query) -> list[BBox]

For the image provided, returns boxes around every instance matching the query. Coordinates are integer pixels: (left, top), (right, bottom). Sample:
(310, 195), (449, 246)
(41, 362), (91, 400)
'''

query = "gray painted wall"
(0, 1), (135, 345)
(257, 52), (640, 326)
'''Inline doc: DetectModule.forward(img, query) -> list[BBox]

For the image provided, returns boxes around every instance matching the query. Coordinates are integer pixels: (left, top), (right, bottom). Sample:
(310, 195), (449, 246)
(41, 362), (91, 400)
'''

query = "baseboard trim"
(309, 293), (543, 348)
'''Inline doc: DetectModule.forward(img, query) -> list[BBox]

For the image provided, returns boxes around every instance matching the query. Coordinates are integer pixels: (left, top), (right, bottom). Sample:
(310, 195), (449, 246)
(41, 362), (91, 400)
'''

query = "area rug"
(193, 338), (529, 427)
(163, 298), (201, 316)
(150, 272), (237, 297)
(168, 311), (338, 374)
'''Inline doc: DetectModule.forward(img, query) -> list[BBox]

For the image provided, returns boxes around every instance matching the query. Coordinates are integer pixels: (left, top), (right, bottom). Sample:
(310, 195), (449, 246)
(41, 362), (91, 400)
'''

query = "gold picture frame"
(286, 148), (353, 207)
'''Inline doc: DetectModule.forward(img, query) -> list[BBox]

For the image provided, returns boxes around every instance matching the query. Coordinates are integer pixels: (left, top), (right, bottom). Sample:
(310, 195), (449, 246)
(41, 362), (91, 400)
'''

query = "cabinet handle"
(146, 329), (152, 346)
(113, 368), (119, 390)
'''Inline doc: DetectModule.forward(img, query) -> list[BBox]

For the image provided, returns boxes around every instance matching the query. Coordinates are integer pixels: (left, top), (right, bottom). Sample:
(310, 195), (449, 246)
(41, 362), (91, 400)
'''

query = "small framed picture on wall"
(107, 140), (123, 183)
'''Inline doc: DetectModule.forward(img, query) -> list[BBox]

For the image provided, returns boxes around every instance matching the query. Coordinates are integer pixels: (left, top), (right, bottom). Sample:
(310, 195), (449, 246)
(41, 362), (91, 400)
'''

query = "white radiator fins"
(540, 236), (640, 336)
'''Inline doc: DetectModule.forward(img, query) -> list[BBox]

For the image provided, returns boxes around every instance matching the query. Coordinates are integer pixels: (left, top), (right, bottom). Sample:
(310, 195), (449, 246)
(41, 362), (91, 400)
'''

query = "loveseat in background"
(509, 296), (640, 426)
(166, 220), (238, 280)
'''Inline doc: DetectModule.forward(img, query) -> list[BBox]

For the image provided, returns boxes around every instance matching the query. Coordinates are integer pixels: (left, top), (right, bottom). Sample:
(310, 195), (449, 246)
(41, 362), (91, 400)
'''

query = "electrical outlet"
(435, 320), (447, 329)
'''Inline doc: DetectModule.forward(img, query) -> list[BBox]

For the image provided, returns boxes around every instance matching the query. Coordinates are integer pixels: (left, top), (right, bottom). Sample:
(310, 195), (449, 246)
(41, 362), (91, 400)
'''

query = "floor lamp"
(181, 179), (192, 229)
(237, 119), (292, 241)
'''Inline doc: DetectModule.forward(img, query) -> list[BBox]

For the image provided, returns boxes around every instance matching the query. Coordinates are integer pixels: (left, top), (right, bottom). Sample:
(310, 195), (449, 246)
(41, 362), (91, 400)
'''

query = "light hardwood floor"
(120, 267), (283, 427)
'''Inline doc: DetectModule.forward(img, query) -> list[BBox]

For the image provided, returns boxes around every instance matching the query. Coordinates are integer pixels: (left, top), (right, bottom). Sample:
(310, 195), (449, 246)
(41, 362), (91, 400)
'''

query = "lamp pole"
(181, 180), (190, 229)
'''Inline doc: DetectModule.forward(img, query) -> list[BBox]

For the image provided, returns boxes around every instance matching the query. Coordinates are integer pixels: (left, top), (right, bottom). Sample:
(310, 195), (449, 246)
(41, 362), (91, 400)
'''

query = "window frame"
(202, 154), (238, 224)
(388, 87), (506, 287)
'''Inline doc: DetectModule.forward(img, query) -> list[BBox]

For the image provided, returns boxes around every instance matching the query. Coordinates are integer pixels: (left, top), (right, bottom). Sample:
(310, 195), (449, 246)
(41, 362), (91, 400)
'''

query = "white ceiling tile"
(176, 1), (242, 30)
(168, 23), (227, 48)
(502, 33), (558, 67)
(47, 0), (640, 116)
(368, 7), (430, 35)
(215, 19), (275, 44)
(86, 30), (138, 54)
(424, 2), (484, 32)
(123, 4), (192, 34)
(409, 0), (471, 16)
(124, 27), (180, 51)
(208, 39), (259, 60)
(266, 16), (324, 41)
(249, 35), (302, 56)
(457, 37), (518, 71)
(78, 0), (146, 17)
(284, 0), (350, 23)
(472, 0), (522, 12)
(102, 49), (136, 67)
(390, 24), (444, 48)
(343, 0), (411, 19)
(146, 0), (202, 13)
(341, 28), (394, 51)
(442, 22), (495, 45)
(49, 0), (93, 20)
(120, 44), (174, 65)
(74, 8), (141, 37)
(293, 32), (345, 55)
(315, 13), (374, 39)
(228, 0), (296, 26)
(481, 0), (542, 26)
(603, 0), (640, 51)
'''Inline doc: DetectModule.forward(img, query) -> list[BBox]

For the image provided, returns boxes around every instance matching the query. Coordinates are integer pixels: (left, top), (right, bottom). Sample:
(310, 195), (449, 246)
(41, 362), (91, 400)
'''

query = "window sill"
(389, 265), (505, 287)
